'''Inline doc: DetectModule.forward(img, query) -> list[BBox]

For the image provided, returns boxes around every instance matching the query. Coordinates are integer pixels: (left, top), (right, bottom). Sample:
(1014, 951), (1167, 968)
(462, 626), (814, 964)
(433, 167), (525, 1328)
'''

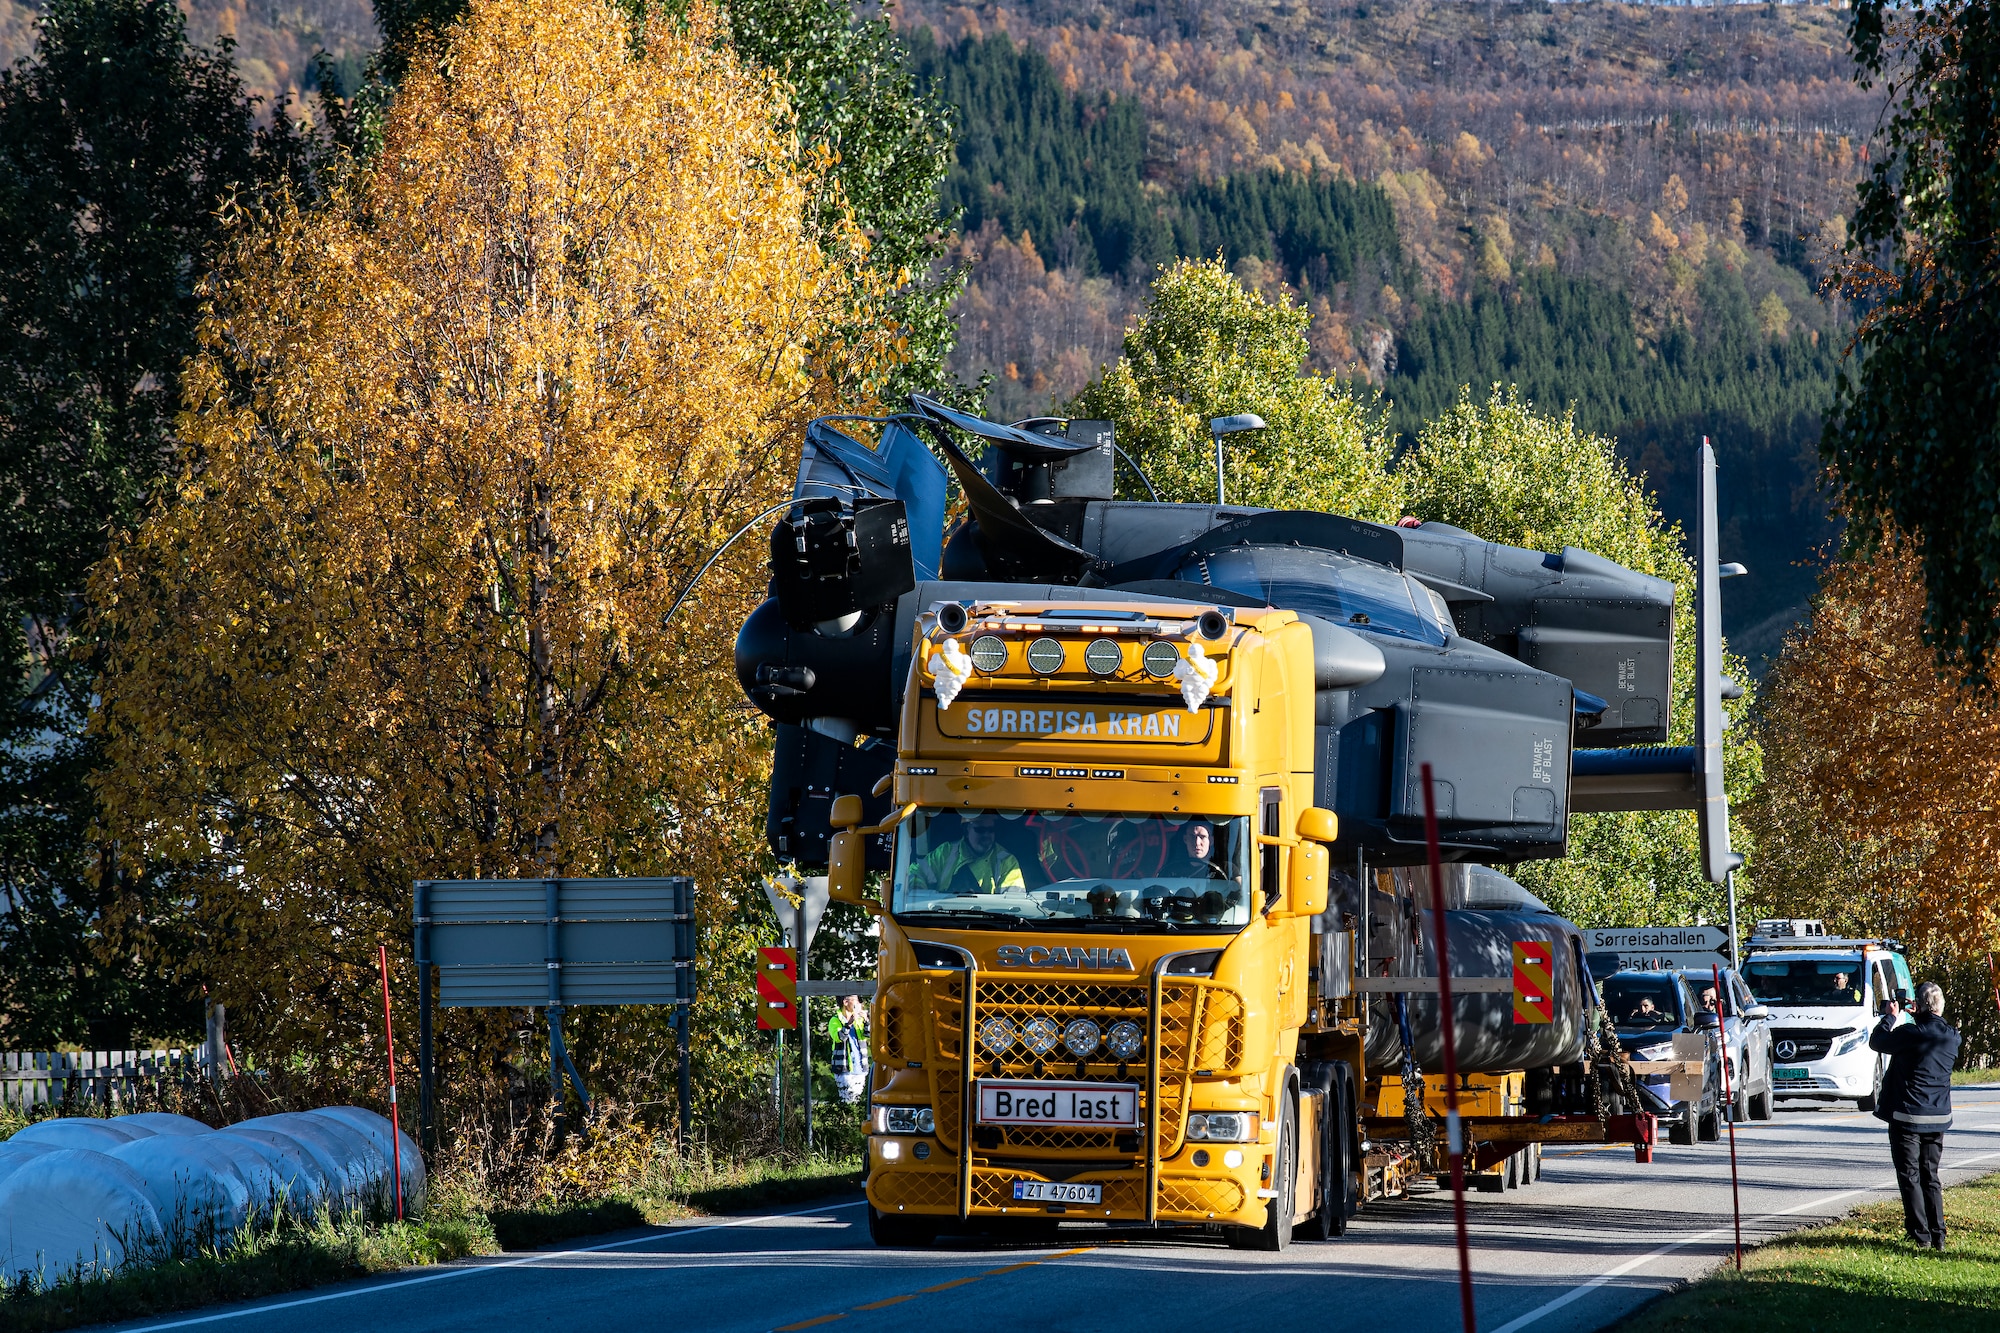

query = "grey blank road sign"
(418, 878), (693, 1008)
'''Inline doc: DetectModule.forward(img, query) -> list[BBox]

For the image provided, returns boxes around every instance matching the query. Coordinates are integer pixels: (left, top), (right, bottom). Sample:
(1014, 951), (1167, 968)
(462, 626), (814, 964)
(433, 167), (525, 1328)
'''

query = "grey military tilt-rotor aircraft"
(734, 393), (1742, 887)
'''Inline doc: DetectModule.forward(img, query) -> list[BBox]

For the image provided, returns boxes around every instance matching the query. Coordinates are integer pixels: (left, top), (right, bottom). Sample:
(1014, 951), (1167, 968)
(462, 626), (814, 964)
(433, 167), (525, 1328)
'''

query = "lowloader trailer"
(736, 397), (1738, 1248)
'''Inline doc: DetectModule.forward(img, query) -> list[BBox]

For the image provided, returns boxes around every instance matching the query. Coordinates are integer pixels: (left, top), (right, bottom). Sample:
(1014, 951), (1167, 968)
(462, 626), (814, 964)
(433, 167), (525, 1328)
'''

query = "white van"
(1741, 920), (1914, 1110)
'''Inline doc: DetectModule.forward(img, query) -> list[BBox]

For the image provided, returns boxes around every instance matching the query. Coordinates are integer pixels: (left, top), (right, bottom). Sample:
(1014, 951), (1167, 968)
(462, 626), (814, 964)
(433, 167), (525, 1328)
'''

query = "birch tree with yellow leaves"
(89, 0), (893, 1104)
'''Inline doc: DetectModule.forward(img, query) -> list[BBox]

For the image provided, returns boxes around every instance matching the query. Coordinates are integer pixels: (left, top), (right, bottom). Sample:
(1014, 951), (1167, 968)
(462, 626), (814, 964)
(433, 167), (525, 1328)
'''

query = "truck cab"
(838, 598), (1342, 1249)
(1742, 921), (1912, 1111)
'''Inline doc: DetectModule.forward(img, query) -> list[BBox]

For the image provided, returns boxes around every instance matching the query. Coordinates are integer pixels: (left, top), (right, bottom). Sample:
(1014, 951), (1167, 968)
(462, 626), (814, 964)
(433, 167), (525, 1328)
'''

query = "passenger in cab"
(912, 813), (1026, 896)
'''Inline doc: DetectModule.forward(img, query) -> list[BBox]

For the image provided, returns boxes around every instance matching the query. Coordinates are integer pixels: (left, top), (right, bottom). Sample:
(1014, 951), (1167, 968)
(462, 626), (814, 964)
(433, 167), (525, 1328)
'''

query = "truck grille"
(878, 968), (1248, 1162)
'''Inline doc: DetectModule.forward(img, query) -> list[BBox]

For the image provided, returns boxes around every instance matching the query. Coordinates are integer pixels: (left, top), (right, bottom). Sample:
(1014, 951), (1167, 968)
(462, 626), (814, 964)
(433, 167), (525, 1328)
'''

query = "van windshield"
(1744, 958), (1868, 1007)
(892, 809), (1253, 933)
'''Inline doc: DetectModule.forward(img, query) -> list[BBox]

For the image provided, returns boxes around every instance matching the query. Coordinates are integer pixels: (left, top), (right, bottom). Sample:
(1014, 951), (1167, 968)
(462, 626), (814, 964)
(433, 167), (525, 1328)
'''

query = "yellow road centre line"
(773, 1248), (1093, 1331)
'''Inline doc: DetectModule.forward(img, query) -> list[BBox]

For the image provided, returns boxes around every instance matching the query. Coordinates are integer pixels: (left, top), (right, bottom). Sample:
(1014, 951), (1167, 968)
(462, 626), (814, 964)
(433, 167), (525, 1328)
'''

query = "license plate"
(1774, 1067), (1810, 1080)
(975, 1080), (1141, 1129)
(1012, 1180), (1103, 1205)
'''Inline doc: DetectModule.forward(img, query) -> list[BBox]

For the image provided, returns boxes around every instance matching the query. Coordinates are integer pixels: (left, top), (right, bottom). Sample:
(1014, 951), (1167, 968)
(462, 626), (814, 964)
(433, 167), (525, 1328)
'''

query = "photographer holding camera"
(1870, 980), (1962, 1249)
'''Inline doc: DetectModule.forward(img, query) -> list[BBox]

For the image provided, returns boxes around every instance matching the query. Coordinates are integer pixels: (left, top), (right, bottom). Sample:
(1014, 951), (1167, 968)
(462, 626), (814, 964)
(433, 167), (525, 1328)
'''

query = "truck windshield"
(1744, 958), (1868, 1007)
(1602, 975), (1683, 1029)
(892, 808), (1253, 932)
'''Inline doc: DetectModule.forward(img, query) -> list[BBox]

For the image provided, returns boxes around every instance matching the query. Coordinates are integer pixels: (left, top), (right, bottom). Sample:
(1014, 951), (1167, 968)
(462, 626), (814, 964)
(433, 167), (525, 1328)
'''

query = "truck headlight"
(1105, 1021), (1144, 1060)
(878, 1106), (935, 1135)
(1186, 1112), (1255, 1143)
(978, 1014), (1019, 1054)
(1062, 1019), (1102, 1057)
(1022, 1015), (1062, 1056)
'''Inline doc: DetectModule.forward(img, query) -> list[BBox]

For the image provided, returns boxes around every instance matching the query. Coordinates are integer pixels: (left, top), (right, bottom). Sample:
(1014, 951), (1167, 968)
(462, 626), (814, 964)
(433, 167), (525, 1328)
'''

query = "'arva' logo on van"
(993, 944), (1135, 971)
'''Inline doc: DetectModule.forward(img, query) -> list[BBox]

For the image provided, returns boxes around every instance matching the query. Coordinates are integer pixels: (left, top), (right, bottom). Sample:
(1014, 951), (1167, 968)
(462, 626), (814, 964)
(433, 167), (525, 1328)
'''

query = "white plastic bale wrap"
(115, 1113), (214, 1138)
(232, 1115), (378, 1215)
(309, 1107), (426, 1214)
(210, 1127), (332, 1222)
(108, 1136), (254, 1243)
(0, 1141), (57, 1190)
(0, 1148), (164, 1283)
(9, 1119), (153, 1152)
(0, 1107), (425, 1285)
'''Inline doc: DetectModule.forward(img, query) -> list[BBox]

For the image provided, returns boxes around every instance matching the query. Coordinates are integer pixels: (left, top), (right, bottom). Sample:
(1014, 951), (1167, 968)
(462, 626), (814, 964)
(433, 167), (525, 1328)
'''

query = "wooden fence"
(1, 1049), (200, 1110)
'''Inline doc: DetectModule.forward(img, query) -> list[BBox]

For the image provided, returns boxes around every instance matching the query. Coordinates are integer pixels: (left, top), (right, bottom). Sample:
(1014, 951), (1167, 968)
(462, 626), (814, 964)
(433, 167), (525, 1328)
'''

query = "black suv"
(1600, 970), (1725, 1145)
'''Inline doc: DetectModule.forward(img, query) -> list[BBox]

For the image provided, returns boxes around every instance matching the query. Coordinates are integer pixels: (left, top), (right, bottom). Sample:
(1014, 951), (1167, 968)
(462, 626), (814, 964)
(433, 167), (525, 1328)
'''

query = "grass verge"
(1616, 1169), (2000, 1331)
(0, 1153), (862, 1333)
(1951, 1069), (1997, 1085)
(0, 1211), (494, 1333)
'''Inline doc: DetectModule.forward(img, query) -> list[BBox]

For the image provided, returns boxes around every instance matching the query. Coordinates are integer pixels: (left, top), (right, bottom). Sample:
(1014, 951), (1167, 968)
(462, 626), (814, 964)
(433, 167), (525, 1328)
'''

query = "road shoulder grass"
(0, 1154), (862, 1333)
(1616, 1169), (2000, 1332)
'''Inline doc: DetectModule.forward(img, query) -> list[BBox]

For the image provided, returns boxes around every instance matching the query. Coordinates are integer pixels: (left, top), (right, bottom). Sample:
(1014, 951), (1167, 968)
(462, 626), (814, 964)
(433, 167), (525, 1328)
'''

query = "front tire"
(1698, 1105), (1722, 1142)
(867, 1205), (939, 1248)
(1231, 1090), (1296, 1252)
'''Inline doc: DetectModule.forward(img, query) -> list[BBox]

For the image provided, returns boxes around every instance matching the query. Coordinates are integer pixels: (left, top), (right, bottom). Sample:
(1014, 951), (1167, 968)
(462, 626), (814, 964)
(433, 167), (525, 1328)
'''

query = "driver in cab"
(1628, 995), (1668, 1024)
(911, 813), (1025, 896)
(1828, 970), (1865, 1005)
(1166, 820), (1230, 880)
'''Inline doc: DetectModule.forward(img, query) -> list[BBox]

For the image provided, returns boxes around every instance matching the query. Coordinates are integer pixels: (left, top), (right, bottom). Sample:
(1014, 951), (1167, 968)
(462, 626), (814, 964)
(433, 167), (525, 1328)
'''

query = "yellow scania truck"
(738, 396), (1737, 1248)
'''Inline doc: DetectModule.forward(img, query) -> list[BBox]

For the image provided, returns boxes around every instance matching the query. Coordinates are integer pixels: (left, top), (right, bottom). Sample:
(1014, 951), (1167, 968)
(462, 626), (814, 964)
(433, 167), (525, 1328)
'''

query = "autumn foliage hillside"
(907, 0), (1864, 656)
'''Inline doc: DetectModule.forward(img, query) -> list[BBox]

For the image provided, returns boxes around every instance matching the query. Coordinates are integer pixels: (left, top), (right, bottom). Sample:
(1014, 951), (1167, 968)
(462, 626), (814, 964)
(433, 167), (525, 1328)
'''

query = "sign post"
(413, 877), (695, 1151)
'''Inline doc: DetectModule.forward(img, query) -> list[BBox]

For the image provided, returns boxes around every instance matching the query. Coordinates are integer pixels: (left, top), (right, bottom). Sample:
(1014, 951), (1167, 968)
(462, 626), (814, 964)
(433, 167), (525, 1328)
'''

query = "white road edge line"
(1487, 1148), (2000, 1333)
(123, 1198), (871, 1332)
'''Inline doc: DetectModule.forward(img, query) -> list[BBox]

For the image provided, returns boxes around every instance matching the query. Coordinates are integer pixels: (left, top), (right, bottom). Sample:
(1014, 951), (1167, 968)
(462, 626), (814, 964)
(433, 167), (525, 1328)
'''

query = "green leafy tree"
(372, 0), (965, 407)
(1400, 387), (1763, 930)
(1065, 257), (1402, 520)
(1825, 0), (2000, 688)
(0, 0), (314, 1046)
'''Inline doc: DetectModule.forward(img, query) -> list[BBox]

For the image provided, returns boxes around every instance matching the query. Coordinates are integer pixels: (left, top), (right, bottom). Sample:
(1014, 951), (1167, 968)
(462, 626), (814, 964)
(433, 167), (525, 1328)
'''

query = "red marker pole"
(1712, 963), (1742, 1269)
(1421, 763), (1476, 1333)
(379, 944), (405, 1221)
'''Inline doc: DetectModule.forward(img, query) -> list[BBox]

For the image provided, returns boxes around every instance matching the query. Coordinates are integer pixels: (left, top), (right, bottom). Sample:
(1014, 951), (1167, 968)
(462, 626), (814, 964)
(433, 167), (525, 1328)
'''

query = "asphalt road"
(109, 1086), (2000, 1333)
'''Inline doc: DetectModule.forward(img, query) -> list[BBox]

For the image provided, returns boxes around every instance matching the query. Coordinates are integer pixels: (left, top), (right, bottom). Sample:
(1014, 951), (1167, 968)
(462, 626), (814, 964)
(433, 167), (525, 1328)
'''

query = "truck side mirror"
(826, 795), (881, 912)
(1295, 806), (1338, 843)
(1283, 839), (1329, 919)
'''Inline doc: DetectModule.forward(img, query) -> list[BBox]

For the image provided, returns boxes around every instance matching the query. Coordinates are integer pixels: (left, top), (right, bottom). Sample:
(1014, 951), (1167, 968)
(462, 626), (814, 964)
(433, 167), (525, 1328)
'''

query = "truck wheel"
(1529, 1141), (1543, 1182)
(867, 1206), (938, 1248)
(1230, 1093), (1296, 1252)
(1300, 1063), (1355, 1241)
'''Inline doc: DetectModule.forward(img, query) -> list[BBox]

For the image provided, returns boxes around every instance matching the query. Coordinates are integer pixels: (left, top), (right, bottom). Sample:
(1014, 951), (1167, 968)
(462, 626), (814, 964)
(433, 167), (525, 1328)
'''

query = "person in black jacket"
(1870, 981), (1963, 1249)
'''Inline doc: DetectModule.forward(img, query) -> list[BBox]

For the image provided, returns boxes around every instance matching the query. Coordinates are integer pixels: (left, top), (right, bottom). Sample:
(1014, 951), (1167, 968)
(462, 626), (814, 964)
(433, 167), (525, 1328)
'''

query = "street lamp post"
(1209, 413), (1267, 505)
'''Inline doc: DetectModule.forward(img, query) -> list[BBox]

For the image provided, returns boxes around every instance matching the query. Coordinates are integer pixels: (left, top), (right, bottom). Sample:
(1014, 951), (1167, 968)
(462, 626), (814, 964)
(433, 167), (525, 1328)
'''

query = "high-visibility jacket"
(829, 1013), (868, 1077)
(914, 840), (1025, 895)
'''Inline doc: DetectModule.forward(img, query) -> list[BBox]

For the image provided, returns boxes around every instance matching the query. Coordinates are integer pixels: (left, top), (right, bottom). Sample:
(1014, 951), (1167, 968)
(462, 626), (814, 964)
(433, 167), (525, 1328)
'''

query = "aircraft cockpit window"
(1182, 546), (1448, 646)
